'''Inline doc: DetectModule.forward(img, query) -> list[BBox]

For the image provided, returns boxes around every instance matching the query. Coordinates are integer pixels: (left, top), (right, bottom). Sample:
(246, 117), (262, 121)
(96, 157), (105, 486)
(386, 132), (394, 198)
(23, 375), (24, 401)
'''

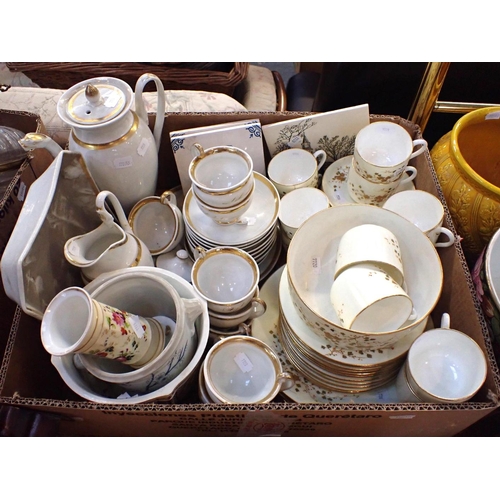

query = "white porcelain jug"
(57, 73), (166, 213)
(64, 190), (154, 283)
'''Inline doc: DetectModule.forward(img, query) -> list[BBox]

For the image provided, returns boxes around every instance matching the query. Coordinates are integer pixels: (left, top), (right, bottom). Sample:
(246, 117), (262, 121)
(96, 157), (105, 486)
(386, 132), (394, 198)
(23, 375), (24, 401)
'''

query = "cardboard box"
(1, 111), (499, 437)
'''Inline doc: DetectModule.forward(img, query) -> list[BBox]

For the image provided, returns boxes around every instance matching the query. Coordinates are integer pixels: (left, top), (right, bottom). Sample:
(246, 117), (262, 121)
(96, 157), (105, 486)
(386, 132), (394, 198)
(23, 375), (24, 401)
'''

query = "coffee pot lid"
(57, 76), (134, 127)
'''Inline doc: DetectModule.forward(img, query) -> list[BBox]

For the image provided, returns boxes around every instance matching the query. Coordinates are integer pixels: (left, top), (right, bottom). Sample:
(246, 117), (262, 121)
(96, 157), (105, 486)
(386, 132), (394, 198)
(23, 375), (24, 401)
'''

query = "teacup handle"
(399, 166), (418, 185)
(441, 312), (451, 329)
(160, 190), (177, 207)
(248, 297), (267, 320)
(434, 227), (455, 248)
(409, 139), (428, 160)
(278, 372), (295, 391)
(193, 246), (207, 261)
(313, 149), (327, 170)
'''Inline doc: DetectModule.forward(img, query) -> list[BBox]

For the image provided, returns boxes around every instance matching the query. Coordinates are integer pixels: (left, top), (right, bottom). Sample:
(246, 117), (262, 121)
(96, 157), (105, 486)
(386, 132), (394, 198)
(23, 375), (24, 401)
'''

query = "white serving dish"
(0, 151), (100, 320)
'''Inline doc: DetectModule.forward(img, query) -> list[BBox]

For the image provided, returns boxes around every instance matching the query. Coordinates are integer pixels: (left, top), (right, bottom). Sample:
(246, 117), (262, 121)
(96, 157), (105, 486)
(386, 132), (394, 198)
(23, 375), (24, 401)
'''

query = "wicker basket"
(6, 62), (249, 96)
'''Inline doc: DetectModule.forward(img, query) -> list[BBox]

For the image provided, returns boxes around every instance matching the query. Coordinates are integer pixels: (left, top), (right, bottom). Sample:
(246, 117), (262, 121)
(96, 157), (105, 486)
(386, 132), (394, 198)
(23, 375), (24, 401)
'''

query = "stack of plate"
(278, 266), (425, 393)
(183, 172), (282, 281)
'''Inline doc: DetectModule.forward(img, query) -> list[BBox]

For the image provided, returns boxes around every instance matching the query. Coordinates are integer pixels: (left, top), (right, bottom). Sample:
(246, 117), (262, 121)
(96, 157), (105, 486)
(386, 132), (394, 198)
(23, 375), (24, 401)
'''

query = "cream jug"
(64, 190), (154, 283)
(57, 73), (166, 213)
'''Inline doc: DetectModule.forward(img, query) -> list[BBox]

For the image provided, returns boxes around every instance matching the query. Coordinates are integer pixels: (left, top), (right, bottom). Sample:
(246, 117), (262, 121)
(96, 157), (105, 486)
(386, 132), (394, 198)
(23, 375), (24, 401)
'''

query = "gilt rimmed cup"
(354, 121), (427, 183)
(202, 335), (294, 404)
(189, 143), (254, 208)
(383, 189), (455, 248)
(267, 148), (327, 197)
(191, 246), (260, 313)
(128, 190), (184, 255)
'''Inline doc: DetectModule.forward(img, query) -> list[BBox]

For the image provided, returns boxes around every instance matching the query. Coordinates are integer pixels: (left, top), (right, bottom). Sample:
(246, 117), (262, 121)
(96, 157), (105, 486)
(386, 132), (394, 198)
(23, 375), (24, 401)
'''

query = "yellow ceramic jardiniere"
(430, 107), (500, 257)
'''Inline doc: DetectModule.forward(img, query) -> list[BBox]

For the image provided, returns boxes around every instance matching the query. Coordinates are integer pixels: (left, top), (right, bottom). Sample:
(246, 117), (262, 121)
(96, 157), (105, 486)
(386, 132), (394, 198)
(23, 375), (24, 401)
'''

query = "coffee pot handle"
(134, 73), (166, 151)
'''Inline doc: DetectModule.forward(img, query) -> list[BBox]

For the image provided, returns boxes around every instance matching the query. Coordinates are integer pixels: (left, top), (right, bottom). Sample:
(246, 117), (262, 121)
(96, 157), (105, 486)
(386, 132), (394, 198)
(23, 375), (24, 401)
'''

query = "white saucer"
(321, 155), (415, 206)
(183, 172), (280, 246)
(251, 266), (401, 404)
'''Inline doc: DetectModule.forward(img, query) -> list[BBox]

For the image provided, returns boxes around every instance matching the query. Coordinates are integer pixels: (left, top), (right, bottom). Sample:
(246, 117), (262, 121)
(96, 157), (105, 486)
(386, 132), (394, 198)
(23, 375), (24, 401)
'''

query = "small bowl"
(128, 190), (184, 255)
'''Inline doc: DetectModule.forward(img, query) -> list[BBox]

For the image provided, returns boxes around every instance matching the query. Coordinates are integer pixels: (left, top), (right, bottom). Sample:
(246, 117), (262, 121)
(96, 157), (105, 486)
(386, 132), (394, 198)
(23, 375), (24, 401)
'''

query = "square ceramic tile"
(262, 104), (370, 161)
(170, 119), (265, 195)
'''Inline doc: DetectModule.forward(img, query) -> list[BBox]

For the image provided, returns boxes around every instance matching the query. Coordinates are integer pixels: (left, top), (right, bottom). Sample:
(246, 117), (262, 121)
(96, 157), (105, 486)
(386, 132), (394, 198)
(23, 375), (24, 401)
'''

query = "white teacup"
(348, 156), (417, 206)
(382, 190), (455, 248)
(128, 190), (184, 255)
(188, 143), (254, 208)
(208, 296), (266, 329)
(334, 223), (405, 286)
(354, 121), (427, 183)
(202, 335), (294, 404)
(191, 246), (260, 314)
(267, 148), (327, 197)
(330, 263), (414, 333)
(396, 313), (488, 403)
(278, 187), (331, 243)
(192, 182), (254, 225)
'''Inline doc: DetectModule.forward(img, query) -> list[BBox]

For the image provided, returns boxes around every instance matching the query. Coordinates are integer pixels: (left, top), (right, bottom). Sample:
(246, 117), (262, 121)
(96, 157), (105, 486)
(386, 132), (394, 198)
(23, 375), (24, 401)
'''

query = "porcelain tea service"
(57, 74), (166, 213)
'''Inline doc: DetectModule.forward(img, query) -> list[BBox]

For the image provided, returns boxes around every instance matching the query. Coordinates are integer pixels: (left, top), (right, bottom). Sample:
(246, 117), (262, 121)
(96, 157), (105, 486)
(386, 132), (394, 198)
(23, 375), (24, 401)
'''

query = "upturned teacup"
(334, 223), (405, 286)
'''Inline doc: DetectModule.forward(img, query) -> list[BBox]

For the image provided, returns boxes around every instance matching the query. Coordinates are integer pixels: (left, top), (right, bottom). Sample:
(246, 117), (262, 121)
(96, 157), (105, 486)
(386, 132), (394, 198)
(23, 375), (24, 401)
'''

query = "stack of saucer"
(183, 172), (282, 281)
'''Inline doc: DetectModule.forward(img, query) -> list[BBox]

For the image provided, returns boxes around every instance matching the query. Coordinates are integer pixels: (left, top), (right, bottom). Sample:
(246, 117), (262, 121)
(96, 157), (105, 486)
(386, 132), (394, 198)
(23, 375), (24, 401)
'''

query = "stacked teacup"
(330, 223), (415, 334)
(347, 121), (427, 206)
(191, 246), (267, 341)
(188, 143), (255, 225)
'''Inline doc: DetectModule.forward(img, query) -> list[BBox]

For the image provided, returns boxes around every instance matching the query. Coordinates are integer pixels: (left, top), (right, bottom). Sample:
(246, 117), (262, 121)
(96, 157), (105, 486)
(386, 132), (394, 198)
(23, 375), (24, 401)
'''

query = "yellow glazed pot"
(430, 107), (500, 257)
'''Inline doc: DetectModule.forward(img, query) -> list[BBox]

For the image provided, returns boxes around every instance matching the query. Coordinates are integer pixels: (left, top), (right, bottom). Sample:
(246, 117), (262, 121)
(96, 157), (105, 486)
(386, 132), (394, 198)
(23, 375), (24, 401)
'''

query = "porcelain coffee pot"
(57, 73), (166, 214)
(64, 190), (154, 283)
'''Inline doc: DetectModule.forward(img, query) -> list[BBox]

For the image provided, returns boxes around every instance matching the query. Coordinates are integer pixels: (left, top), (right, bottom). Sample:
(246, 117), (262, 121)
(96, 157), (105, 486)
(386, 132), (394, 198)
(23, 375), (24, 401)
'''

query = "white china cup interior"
(190, 147), (253, 192)
(406, 314), (487, 402)
(128, 192), (183, 255)
(268, 149), (320, 185)
(356, 121), (418, 167)
(41, 287), (93, 356)
(203, 335), (291, 404)
(192, 247), (259, 309)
